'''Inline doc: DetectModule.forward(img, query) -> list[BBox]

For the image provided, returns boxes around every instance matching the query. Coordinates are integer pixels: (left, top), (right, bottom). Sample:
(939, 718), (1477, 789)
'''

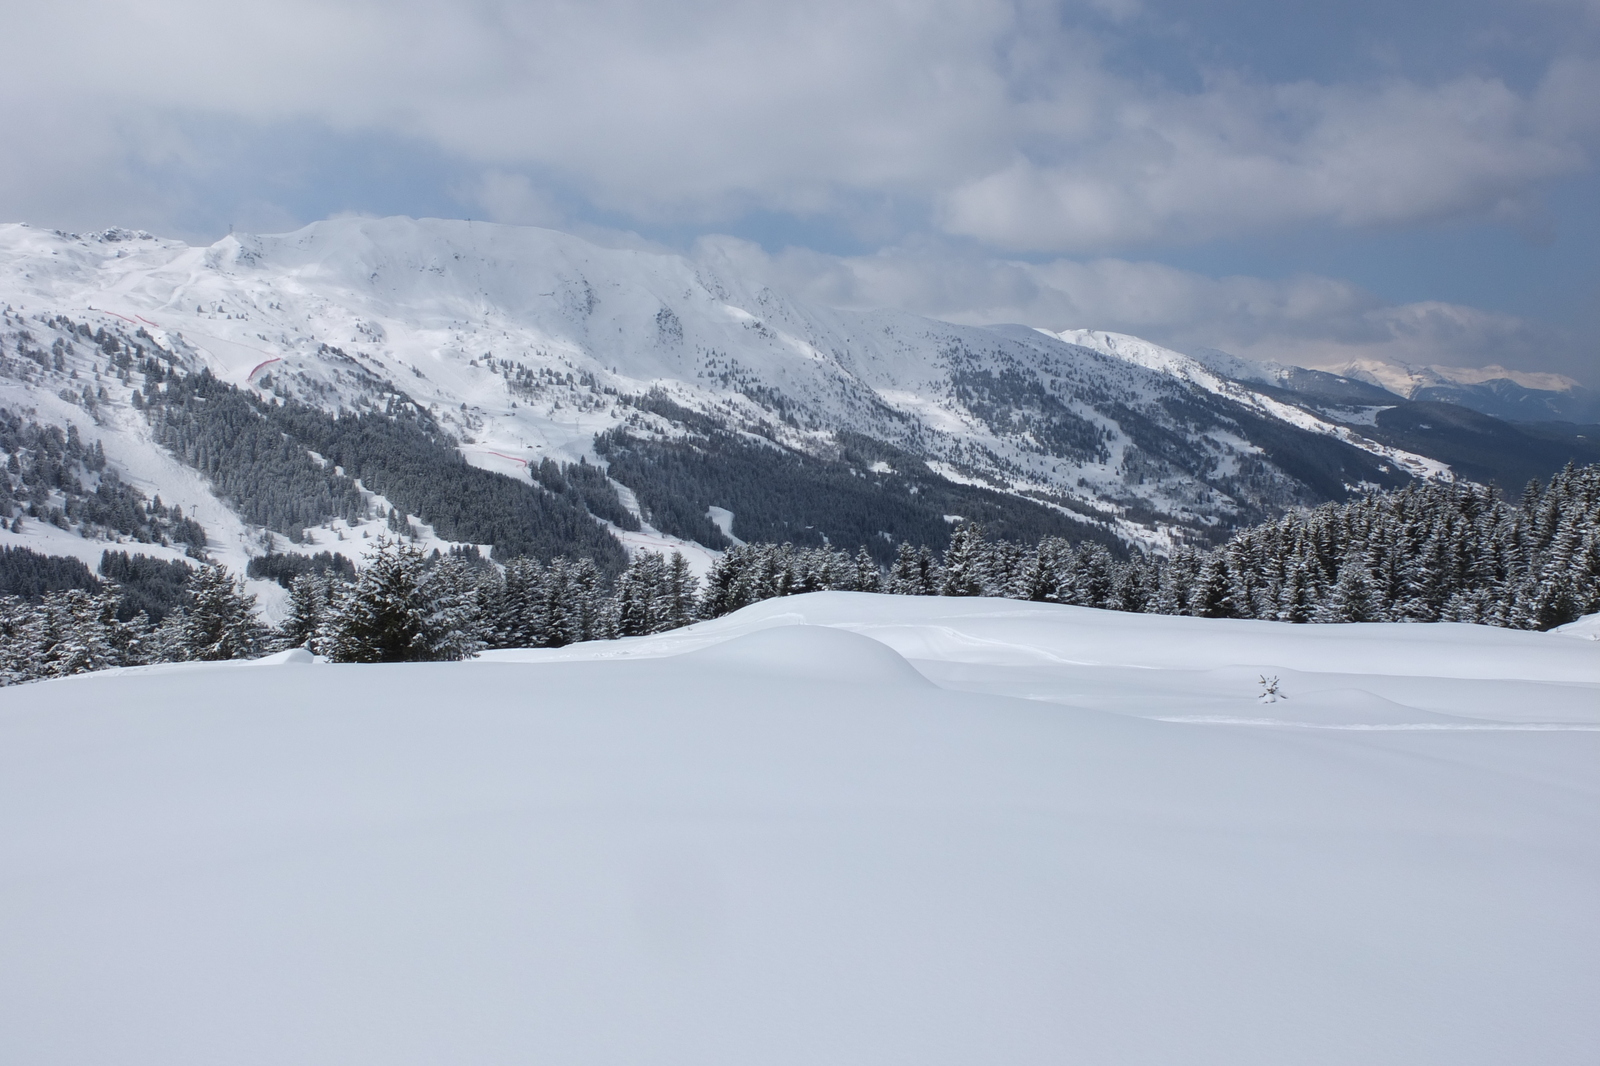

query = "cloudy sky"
(5, 1), (1597, 381)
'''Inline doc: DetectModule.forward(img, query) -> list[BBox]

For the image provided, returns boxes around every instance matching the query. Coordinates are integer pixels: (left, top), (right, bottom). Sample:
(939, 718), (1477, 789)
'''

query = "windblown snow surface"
(3, 595), (1598, 1065)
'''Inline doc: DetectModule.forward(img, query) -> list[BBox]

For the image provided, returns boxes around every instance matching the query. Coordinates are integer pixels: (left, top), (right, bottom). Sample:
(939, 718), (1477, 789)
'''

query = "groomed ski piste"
(3, 595), (1598, 1065)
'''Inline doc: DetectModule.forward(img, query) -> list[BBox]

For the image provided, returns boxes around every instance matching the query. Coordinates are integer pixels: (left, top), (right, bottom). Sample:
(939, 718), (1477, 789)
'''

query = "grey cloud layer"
(5, 1), (1596, 251)
(2, 1), (1593, 382)
(699, 236), (1589, 380)
(942, 63), (1600, 250)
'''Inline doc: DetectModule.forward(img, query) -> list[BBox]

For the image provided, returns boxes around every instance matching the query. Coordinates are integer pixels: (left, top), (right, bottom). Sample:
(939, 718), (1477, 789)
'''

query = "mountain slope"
(0, 217), (1575, 575)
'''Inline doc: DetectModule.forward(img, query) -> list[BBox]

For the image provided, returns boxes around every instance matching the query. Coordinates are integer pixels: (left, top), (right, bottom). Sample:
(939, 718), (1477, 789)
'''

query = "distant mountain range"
(0, 216), (1594, 579)
(1182, 343), (1600, 425)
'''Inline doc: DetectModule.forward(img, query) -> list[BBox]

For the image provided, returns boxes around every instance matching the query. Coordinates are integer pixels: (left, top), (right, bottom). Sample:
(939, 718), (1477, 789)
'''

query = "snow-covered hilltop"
(0, 217), (1591, 587)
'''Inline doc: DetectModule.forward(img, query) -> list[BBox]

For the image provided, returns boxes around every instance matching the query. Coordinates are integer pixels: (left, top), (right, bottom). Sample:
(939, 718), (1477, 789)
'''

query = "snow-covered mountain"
(1179, 342), (1600, 425)
(0, 216), (1550, 583)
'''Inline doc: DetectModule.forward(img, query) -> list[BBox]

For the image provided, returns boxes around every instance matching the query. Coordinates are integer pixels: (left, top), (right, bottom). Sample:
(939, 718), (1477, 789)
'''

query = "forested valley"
(3, 462), (1595, 685)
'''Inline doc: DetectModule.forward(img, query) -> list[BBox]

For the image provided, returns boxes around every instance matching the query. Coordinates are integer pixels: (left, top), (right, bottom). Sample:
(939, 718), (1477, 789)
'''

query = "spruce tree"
(557, 557), (606, 644)
(324, 537), (481, 663)
(25, 589), (123, 677)
(612, 552), (666, 637)
(848, 545), (882, 593)
(656, 552), (699, 631)
(172, 565), (267, 661)
(498, 556), (549, 648)
(939, 524), (991, 597)
(279, 571), (331, 652)
(1012, 539), (1060, 602)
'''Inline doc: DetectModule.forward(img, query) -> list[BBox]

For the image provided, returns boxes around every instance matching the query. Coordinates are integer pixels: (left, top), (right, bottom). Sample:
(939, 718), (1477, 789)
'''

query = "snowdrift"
(3, 595), (1597, 1065)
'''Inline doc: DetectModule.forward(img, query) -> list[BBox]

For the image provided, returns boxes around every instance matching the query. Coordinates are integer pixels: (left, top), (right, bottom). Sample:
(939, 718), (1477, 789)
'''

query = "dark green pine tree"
(1011, 538), (1061, 602)
(612, 552), (666, 637)
(851, 545), (882, 593)
(939, 524), (991, 597)
(324, 538), (480, 662)
(556, 557), (607, 644)
(699, 544), (759, 619)
(498, 557), (549, 648)
(279, 571), (331, 652)
(169, 565), (267, 661)
(1317, 561), (1374, 623)
(655, 551), (700, 631)
(1187, 557), (1232, 618)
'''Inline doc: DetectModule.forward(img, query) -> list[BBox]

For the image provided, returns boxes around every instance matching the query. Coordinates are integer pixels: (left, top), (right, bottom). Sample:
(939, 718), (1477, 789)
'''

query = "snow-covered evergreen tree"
(27, 589), (124, 677)
(887, 543), (938, 595)
(279, 571), (332, 652)
(656, 551), (699, 631)
(324, 538), (482, 663)
(164, 565), (266, 662)
(612, 552), (667, 637)
(494, 556), (548, 648)
(938, 524), (991, 597)
(850, 546), (883, 593)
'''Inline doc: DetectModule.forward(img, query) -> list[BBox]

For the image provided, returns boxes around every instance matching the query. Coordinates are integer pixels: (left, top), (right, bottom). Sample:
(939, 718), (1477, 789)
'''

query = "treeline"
(1147, 466), (1600, 629)
(0, 545), (195, 624)
(0, 564), (266, 685)
(141, 366), (628, 566)
(3, 464), (1596, 686)
(246, 551), (357, 588)
(140, 364), (368, 537)
(278, 460), (1600, 642)
(0, 545), (100, 599)
(595, 411), (1117, 562)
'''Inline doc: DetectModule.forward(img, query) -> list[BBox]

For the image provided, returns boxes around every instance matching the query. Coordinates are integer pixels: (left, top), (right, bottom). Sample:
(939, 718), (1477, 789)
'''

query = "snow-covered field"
(3, 595), (1597, 1065)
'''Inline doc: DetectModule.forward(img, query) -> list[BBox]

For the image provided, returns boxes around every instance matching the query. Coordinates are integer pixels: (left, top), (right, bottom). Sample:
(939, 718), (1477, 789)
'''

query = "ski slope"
(3, 596), (1597, 1066)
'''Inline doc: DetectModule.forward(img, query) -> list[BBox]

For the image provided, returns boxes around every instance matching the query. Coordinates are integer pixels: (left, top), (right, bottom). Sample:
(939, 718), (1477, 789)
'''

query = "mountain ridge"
(0, 216), (1591, 584)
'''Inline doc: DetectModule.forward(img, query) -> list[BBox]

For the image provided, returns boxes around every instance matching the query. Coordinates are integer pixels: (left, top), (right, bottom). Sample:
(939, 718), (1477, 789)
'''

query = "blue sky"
(4, 0), (1596, 382)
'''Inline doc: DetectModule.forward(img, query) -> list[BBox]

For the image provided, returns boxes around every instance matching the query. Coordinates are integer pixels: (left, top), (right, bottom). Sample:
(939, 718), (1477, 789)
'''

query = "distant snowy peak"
(1060, 328), (1600, 426)
(1043, 328), (1451, 481)
(1328, 358), (1581, 396)
(1051, 328), (1215, 384)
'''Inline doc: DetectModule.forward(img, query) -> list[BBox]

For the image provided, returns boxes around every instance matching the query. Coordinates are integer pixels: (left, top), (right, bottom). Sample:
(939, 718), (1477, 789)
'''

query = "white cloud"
(1, 2), (1594, 250)
(940, 71), (1594, 250)
(463, 171), (567, 227)
(0, 1), (1592, 384)
(699, 236), (1594, 382)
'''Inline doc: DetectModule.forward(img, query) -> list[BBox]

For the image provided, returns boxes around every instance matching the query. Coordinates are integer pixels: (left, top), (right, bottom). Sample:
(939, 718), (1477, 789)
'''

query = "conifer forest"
(2, 461), (1596, 685)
